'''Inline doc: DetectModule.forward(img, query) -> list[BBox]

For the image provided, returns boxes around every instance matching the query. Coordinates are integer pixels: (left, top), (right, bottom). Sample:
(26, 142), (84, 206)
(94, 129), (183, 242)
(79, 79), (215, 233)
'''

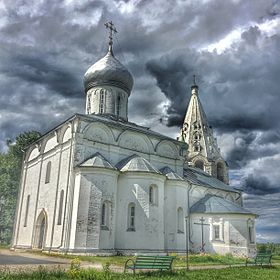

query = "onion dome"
(83, 46), (134, 95)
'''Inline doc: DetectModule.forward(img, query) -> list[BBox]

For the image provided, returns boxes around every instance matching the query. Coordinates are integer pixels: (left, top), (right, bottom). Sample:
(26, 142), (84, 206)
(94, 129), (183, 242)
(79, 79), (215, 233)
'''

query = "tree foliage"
(0, 131), (41, 244)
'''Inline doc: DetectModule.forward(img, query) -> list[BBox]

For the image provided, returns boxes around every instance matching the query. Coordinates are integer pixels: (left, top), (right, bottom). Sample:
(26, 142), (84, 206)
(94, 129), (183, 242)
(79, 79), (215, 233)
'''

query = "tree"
(0, 131), (41, 244)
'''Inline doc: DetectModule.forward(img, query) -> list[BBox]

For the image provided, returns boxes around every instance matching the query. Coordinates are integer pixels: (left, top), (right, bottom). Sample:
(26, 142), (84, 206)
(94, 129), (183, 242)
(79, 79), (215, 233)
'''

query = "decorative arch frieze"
(83, 122), (115, 144)
(59, 123), (72, 143)
(26, 145), (40, 162)
(41, 133), (59, 154)
(155, 140), (179, 159)
(225, 193), (235, 202)
(117, 130), (153, 154)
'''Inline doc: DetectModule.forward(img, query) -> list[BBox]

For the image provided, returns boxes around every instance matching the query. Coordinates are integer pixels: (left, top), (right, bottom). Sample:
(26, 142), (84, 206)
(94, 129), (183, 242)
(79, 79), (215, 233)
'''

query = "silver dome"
(84, 49), (134, 94)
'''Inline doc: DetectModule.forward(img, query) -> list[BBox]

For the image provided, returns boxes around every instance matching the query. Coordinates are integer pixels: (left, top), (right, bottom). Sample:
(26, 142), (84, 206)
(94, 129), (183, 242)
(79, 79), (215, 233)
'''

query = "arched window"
(149, 185), (158, 205)
(127, 203), (136, 231)
(57, 190), (64, 225)
(101, 203), (106, 226)
(193, 122), (201, 130)
(45, 161), (51, 184)
(217, 162), (224, 182)
(193, 132), (201, 141)
(194, 160), (204, 170)
(24, 195), (30, 227)
(248, 219), (255, 244)
(116, 95), (121, 116)
(101, 201), (110, 230)
(99, 90), (105, 114)
(87, 94), (91, 114)
(193, 141), (201, 152)
(213, 225), (220, 240)
(177, 207), (184, 233)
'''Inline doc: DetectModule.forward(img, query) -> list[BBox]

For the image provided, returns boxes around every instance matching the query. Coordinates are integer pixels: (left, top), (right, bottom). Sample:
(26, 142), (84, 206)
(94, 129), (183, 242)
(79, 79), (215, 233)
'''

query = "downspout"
(187, 184), (193, 244)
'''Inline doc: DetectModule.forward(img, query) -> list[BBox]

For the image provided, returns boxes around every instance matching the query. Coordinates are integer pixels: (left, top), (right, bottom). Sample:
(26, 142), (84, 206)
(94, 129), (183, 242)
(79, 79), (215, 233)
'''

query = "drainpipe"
(187, 184), (193, 244)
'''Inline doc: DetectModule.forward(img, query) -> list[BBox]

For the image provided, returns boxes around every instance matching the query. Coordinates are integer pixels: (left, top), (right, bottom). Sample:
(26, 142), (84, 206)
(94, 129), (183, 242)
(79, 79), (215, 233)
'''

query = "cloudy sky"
(1, 0), (280, 242)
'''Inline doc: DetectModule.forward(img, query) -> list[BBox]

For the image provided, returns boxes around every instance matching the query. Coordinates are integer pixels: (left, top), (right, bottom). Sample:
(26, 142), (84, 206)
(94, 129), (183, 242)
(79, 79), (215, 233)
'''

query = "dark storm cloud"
(223, 131), (280, 170)
(242, 174), (280, 195)
(146, 28), (280, 134)
(1, 0), (280, 242)
(0, 47), (82, 98)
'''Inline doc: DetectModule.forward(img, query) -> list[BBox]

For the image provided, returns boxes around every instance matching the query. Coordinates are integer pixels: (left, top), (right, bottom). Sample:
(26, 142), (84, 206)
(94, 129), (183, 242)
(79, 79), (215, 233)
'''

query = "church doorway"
(33, 210), (47, 249)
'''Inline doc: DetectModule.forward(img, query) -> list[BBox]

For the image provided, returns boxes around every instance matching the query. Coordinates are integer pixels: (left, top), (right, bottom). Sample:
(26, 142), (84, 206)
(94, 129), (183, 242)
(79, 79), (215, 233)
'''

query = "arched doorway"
(33, 210), (47, 249)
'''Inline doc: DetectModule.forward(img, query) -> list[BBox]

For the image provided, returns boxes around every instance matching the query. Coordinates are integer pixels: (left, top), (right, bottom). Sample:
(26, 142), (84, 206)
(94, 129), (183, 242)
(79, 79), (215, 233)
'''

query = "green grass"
(0, 244), (9, 249)
(36, 251), (280, 267)
(0, 266), (280, 280)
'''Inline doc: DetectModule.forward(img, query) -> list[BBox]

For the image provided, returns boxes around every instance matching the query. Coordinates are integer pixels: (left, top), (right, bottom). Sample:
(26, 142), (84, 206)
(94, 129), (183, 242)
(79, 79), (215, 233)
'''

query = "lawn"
(0, 266), (280, 280)
(36, 251), (280, 267)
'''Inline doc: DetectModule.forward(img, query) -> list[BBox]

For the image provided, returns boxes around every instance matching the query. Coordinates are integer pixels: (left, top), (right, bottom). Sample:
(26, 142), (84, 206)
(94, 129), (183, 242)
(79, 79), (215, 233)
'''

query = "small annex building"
(12, 23), (257, 257)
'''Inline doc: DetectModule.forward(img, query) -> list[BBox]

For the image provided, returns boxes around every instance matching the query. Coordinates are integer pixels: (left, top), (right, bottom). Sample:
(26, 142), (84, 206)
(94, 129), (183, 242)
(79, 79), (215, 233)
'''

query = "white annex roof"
(190, 194), (254, 215)
(79, 152), (116, 169)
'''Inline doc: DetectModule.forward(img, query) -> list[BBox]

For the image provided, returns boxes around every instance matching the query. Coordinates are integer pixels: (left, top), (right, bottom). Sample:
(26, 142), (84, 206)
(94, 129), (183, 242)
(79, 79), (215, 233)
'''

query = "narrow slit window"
(249, 226), (254, 243)
(24, 195), (30, 227)
(101, 203), (106, 226)
(116, 95), (121, 116)
(127, 203), (135, 231)
(214, 225), (220, 240)
(149, 185), (158, 205)
(99, 90), (105, 114)
(177, 207), (184, 233)
(45, 161), (51, 184)
(57, 190), (64, 225)
(149, 186), (154, 204)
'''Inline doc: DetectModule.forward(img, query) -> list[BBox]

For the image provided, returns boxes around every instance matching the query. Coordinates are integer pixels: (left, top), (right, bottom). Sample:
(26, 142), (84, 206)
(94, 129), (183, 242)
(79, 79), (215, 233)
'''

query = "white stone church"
(12, 23), (256, 257)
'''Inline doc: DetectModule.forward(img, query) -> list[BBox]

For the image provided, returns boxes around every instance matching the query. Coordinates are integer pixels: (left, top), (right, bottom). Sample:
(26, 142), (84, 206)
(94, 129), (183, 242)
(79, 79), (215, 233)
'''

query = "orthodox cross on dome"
(194, 217), (210, 252)
(104, 21), (117, 53)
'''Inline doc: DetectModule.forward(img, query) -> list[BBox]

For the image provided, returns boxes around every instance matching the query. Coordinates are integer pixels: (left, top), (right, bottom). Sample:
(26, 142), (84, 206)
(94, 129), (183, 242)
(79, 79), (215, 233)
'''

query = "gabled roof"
(160, 166), (184, 180)
(79, 152), (116, 169)
(190, 194), (255, 215)
(116, 154), (160, 173)
(184, 167), (239, 193)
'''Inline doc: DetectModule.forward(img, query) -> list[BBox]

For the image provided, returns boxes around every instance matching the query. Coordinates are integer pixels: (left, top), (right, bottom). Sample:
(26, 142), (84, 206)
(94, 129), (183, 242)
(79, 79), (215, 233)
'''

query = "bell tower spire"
(179, 76), (229, 184)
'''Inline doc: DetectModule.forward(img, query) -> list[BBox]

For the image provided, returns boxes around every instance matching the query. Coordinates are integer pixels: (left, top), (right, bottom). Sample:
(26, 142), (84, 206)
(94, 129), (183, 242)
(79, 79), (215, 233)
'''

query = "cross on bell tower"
(104, 21), (117, 54)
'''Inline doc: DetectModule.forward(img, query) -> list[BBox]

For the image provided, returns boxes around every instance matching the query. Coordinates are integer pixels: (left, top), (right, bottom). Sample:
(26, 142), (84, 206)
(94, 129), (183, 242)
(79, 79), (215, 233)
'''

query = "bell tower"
(179, 76), (229, 184)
